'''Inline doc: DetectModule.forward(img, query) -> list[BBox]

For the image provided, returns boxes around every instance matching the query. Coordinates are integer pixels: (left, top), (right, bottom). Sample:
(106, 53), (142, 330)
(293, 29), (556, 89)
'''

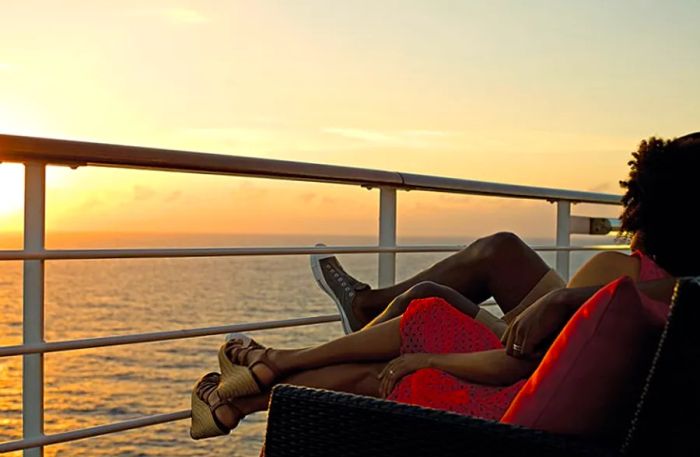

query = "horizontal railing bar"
(0, 409), (190, 453)
(0, 134), (402, 187)
(0, 244), (629, 261)
(0, 315), (339, 357)
(0, 134), (621, 205)
(400, 173), (621, 205)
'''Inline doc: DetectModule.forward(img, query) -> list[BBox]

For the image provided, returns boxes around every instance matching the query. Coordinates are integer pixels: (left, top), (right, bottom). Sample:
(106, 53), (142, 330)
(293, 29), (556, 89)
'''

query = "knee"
(463, 231), (525, 261)
(385, 281), (443, 316)
(405, 281), (443, 299)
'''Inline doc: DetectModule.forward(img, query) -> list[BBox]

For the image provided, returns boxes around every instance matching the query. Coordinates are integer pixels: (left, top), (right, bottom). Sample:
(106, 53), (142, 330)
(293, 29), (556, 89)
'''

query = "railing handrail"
(0, 134), (621, 205)
(0, 243), (629, 261)
(0, 410), (191, 454)
(0, 314), (340, 357)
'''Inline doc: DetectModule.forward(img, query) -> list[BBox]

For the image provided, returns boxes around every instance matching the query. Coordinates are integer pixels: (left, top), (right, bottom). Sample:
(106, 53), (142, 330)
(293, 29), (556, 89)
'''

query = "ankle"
(351, 290), (373, 322)
(268, 348), (296, 373)
(235, 395), (267, 416)
(354, 291), (391, 325)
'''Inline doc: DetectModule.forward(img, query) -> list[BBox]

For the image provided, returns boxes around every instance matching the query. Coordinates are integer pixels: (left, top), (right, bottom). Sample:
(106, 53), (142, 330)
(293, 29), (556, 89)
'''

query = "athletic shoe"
(310, 244), (370, 334)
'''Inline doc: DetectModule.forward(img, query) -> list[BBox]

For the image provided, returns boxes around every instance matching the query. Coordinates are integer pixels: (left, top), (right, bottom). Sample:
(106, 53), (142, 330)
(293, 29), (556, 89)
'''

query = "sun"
(0, 164), (24, 226)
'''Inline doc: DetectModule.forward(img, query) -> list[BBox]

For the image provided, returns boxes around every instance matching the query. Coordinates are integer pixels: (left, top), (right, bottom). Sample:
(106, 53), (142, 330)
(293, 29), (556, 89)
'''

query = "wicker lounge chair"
(263, 276), (700, 457)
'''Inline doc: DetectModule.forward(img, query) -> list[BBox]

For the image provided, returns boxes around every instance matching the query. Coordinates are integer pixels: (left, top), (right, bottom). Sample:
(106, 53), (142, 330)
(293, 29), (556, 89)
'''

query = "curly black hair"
(618, 132), (700, 276)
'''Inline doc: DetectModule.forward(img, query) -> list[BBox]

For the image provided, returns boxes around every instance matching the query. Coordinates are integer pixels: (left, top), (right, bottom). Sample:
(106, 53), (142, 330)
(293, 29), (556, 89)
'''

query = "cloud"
(322, 128), (452, 148)
(133, 185), (156, 201)
(164, 190), (182, 203)
(79, 198), (102, 210)
(402, 130), (450, 138)
(299, 192), (316, 203)
(131, 8), (209, 24)
(163, 8), (209, 24)
(587, 181), (618, 193)
(323, 128), (397, 143)
(437, 194), (473, 206)
(236, 182), (268, 199)
(181, 127), (271, 144)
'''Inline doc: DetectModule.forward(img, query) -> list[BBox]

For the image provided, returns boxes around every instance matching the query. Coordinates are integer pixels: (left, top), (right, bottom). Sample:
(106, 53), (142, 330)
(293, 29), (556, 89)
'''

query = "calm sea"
(0, 233), (621, 456)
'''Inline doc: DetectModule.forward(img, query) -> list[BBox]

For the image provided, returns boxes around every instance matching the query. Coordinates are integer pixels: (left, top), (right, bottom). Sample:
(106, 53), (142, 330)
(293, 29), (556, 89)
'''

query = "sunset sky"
(1, 1), (698, 244)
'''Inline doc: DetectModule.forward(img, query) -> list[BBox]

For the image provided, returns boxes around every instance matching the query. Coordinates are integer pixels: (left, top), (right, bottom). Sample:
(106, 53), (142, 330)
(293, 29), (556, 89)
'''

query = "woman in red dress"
(190, 133), (699, 440)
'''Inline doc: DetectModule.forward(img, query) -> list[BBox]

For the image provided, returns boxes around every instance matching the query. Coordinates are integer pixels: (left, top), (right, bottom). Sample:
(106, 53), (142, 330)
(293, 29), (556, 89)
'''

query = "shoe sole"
(310, 244), (354, 334)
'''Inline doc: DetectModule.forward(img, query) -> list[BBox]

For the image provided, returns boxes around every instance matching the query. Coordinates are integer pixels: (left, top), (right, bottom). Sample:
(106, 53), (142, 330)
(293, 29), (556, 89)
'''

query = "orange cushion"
(500, 276), (669, 441)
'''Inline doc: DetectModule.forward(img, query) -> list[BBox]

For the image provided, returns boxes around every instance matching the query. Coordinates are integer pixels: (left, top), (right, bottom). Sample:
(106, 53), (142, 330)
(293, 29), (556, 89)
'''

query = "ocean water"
(0, 234), (620, 456)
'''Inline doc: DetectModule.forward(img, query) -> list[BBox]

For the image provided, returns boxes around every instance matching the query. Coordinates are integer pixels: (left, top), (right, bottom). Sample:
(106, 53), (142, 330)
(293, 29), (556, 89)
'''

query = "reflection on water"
(0, 242), (602, 456)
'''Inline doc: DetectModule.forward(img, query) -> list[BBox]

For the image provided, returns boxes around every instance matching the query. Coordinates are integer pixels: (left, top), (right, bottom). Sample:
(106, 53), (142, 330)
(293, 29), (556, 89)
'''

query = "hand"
(378, 353), (431, 398)
(501, 289), (571, 359)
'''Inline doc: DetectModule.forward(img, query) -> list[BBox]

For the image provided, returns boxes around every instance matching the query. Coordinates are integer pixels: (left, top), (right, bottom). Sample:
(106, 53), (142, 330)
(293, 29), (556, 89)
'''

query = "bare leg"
(228, 318), (403, 388)
(365, 281), (479, 328)
(208, 363), (385, 429)
(271, 318), (401, 380)
(352, 232), (551, 324)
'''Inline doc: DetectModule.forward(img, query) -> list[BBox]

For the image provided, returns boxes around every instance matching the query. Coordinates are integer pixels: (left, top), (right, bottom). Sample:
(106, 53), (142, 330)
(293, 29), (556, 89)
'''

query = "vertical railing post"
(378, 187), (397, 287)
(23, 162), (46, 457)
(555, 200), (571, 282)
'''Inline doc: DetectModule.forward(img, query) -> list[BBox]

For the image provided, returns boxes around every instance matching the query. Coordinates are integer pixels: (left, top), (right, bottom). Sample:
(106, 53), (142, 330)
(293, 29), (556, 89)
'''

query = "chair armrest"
(264, 385), (617, 457)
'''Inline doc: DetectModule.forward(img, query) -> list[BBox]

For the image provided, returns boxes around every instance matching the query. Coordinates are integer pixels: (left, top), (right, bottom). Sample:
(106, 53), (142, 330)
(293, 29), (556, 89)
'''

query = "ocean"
(0, 233), (622, 456)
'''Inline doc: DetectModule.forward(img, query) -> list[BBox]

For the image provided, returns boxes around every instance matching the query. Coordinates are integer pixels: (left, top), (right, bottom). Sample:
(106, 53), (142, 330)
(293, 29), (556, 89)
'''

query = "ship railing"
(0, 134), (626, 455)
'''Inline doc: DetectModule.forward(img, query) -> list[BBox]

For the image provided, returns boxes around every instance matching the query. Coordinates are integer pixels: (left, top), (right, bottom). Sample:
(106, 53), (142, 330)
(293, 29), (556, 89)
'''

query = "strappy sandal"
(190, 372), (245, 440)
(216, 337), (264, 399)
(217, 338), (280, 399)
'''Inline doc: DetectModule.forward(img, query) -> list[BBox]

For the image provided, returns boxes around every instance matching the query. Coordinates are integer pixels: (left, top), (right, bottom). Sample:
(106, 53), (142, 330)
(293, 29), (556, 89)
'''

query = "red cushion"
(500, 276), (669, 440)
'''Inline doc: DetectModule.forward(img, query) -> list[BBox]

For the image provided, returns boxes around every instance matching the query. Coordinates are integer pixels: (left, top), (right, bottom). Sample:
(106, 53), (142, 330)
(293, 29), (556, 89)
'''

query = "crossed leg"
(203, 318), (402, 429)
(352, 232), (552, 326)
(203, 232), (554, 429)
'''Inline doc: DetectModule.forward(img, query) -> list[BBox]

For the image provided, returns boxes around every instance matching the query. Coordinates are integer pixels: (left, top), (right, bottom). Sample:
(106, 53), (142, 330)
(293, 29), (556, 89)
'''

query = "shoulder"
(590, 250), (640, 270)
(567, 251), (641, 287)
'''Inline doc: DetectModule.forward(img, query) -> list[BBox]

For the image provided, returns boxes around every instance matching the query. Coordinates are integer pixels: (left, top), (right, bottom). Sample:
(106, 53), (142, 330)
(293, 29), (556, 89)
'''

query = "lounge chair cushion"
(500, 276), (668, 442)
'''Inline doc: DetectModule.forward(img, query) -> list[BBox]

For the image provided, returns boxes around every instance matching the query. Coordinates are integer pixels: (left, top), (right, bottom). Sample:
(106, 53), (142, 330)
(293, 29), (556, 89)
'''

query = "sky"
(1, 0), (698, 245)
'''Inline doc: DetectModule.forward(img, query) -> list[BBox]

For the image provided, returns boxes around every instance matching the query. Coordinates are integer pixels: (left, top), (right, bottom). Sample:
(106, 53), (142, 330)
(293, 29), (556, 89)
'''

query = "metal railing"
(0, 134), (626, 455)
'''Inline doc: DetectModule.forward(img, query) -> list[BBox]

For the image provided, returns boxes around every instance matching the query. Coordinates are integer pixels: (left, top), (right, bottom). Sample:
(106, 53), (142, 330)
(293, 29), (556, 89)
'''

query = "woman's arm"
(502, 277), (677, 358)
(378, 350), (537, 397)
(427, 350), (538, 385)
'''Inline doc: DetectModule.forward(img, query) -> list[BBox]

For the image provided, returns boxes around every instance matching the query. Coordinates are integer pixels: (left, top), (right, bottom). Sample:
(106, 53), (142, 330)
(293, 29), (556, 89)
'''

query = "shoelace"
(325, 263), (355, 296)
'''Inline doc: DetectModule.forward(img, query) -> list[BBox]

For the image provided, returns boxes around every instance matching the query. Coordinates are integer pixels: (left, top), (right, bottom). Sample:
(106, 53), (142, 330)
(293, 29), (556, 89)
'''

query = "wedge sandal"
(190, 372), (235, 440)
(218, 338), (280, 399)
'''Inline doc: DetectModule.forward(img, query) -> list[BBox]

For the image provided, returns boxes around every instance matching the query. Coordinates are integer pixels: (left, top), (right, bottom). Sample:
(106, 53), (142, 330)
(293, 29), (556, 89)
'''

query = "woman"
(190, 133), (699, 440)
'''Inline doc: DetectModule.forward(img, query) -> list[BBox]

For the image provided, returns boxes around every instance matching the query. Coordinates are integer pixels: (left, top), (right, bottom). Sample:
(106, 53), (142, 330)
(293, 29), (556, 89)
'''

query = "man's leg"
(352, 232), (552, 324)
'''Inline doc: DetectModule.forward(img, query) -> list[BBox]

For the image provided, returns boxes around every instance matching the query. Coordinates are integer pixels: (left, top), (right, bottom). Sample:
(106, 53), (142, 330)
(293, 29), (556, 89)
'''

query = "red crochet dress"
(386, 296), (525, 420)
(387, 250), (671, 420)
